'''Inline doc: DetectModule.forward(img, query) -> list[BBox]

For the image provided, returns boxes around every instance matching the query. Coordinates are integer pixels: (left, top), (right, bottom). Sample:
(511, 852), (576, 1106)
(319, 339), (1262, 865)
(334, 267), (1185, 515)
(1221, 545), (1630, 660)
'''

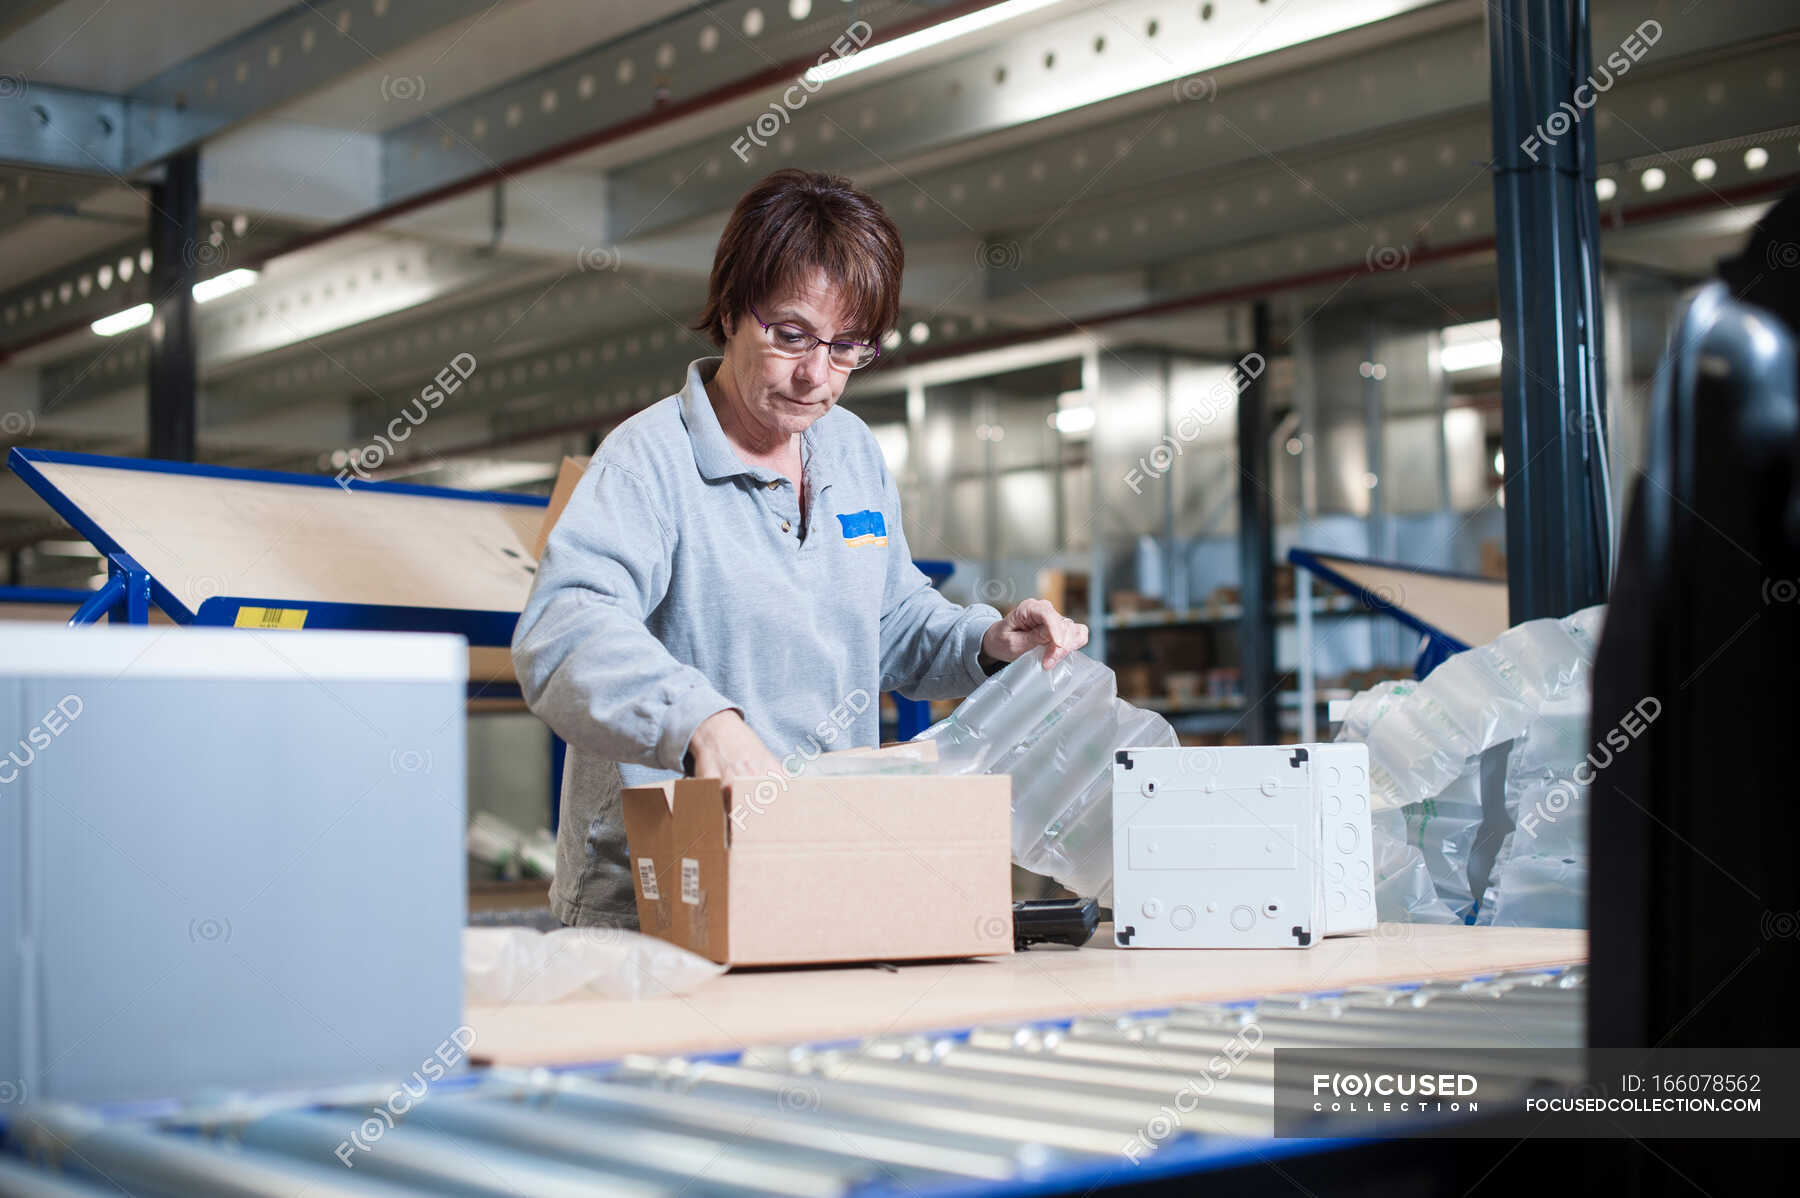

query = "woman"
(513, 168), (1088, 929)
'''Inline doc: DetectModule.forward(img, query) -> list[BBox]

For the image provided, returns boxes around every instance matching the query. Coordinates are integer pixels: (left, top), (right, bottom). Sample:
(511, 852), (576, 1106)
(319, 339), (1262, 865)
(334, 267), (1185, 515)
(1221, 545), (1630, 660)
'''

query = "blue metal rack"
(1286, 547), (1495, 679)
(0, 584), (106, 610)
(6, 446), (543, 648)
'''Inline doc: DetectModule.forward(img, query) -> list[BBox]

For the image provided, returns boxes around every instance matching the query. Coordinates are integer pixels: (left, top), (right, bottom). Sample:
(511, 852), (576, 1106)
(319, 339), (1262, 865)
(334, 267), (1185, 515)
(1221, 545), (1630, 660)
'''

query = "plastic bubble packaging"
(1336, 605), (1606, 927)
(915, 645), (1177, 904)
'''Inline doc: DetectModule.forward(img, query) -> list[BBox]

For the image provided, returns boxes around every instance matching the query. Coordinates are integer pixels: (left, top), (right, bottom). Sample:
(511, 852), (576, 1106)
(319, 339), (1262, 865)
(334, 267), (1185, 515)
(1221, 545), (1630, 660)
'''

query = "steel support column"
(1487, 0), (1612, 621)
(147, 148), (199, 462)
(1236, 301), (1277, 744)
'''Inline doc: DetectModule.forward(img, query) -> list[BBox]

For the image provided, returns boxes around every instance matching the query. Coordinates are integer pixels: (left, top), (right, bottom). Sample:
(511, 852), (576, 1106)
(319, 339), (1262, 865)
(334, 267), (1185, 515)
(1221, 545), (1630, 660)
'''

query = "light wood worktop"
(466, 923), (1586, 1067)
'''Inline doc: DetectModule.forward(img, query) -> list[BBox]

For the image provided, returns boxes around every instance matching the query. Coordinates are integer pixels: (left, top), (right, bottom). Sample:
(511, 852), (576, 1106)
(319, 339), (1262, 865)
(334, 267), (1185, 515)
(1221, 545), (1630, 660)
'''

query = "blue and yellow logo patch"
(836, 509), (888, 547)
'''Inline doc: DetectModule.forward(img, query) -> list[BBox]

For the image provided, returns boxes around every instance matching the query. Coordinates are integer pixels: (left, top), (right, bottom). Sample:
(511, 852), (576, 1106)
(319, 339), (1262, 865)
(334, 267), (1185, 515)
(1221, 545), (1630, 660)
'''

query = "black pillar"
(1237, 300), (1277, 744)
(147, 148), (199, 462)
(1487, 0), (1611, 622)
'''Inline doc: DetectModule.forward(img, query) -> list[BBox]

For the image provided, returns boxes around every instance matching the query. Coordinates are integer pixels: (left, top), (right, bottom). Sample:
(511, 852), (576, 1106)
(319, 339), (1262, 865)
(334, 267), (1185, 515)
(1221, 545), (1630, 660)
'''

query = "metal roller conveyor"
(1339, 988), (1586, 1014)
(481, 1069), (1034, 1183)
(7, 1108), (437, 1197)
(608, 1055), (1126, 1157)
(1196, 976), (1581, 1018)
(1157, 995), (1582, 1046)
(1279, 984), (1586, 1014)
(946, 1019), (1576, 1103)
(1047, 1022), (1584, 1085)
(404, 1097), (870, 1197)
(232, 1109), (678, 1198)
(1211, 1009), (1575, 1045)
(854, 1039), (1282, 1117)
(787, 1044), (1277, 1137)
(1160, 1012), (1581, 1048)
(1, 968), (1587, 1197)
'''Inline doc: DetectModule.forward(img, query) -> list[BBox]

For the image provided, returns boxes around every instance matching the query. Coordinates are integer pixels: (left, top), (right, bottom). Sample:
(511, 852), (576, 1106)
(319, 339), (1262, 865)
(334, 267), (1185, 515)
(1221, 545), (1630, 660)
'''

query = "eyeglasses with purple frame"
(747, 303), (881, 370)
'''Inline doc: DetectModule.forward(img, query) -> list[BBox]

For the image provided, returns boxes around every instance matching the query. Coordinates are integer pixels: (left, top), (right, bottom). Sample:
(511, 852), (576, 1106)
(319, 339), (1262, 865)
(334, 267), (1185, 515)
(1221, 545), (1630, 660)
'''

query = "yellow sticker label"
(233, 606), (308, 630)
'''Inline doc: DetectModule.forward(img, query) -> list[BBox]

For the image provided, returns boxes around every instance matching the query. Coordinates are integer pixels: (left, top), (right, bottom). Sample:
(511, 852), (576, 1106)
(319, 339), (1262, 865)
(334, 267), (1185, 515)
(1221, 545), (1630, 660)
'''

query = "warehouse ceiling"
(1, 0), (1797, 556)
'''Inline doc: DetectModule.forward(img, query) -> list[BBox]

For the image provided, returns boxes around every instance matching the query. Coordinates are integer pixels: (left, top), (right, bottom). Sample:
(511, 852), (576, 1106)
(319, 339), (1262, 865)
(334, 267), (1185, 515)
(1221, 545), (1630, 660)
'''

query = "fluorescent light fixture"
(90, 303), (152, 336)
(192, 268), (259, 303)
(805, 0), (1064, 84)
(1441, 340), (1503, 372)
(1050, 404), (1095, 434)
(90, 268), (261, 336)
(1440, 318), (1503, 373)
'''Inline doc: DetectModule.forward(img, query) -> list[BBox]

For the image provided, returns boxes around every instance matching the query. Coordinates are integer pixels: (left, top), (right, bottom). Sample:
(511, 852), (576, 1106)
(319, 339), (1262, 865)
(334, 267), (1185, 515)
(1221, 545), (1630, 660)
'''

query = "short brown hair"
(693, 169), (903, 348)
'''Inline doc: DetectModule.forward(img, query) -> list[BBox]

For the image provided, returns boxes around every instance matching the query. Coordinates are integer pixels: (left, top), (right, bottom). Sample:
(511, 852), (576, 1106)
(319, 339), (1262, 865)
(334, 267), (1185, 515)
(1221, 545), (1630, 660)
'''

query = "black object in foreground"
(1012, 898), (1100, 950)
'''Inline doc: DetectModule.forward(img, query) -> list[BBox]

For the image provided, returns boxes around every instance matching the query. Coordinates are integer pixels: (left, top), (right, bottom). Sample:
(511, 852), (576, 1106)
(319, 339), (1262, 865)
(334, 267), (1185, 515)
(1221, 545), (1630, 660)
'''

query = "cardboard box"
(1115, 662), (1155, 701)
(532, 455), (589, 560)
(1109, 589), (1156, 616)
(1036, 567), (1089, 618)
(620, 747), (1013, 966)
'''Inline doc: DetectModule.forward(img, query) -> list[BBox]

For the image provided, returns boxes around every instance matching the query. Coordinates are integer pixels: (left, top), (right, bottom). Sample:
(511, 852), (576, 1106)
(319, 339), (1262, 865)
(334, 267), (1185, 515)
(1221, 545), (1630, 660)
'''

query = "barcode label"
(681, 857), (700, 905)
(233, 605), (307, 630)
(636, 858), (659, 901)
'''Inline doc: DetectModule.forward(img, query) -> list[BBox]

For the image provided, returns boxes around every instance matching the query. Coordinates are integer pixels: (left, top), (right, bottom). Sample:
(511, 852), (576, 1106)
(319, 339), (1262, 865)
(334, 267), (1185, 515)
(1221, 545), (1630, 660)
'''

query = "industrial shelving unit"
(1096, 584), (1379, 739)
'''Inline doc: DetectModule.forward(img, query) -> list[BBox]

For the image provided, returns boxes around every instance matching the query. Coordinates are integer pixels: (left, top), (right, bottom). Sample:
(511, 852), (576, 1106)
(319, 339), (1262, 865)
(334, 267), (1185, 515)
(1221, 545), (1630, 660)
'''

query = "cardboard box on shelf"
(620, 743), (1012, 966)
(1165, 670), (1202, 704)
(1109, 589), (1157, 616)
(1036, 568), (1089, 618)
(1115, 662), (1155, 701)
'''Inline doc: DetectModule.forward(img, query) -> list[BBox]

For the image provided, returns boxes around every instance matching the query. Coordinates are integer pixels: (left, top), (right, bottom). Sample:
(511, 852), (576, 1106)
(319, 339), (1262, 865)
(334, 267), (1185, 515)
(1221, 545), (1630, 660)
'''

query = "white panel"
(1445, 407), (1489, 512)
(995, 469), (1057, 560)
(0, 623), (466, 681)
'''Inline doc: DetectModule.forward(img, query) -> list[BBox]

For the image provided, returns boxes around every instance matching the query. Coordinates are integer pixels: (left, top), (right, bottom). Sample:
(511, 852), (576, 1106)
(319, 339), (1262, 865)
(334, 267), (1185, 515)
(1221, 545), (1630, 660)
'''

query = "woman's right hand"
(686, 709), (784, 779)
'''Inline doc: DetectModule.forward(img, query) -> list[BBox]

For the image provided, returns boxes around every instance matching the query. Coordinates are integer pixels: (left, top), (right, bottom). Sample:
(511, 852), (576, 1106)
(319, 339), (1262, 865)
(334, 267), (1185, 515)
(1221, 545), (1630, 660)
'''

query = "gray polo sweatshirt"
(512, 356), (1003, 927)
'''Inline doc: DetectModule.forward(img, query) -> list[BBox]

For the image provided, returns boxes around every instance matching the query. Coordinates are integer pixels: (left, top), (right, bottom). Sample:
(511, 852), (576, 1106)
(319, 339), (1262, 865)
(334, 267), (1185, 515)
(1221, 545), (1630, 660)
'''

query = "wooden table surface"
(466, 923), (1586, 1068)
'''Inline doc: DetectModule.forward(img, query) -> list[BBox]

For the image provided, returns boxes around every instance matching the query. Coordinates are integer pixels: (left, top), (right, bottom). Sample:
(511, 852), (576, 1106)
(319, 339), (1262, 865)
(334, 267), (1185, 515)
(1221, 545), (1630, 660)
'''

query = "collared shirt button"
(780, 520), (791, 533)
(767, 479), (780, 490)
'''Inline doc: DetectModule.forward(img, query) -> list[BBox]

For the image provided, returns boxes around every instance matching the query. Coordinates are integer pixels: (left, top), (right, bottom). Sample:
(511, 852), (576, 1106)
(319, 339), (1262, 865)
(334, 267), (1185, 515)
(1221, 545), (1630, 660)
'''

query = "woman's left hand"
(981, 597), (1090, 669)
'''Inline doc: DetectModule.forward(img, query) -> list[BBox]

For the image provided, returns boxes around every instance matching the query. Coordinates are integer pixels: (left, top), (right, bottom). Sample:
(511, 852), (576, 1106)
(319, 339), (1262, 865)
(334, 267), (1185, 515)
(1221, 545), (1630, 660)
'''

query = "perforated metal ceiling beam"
(973, 29), (1800, 298)
(600, 0), (1792, 250)
(35, 237), (534, 410)
(0, 216), (307, 356)
(196, 264), (709, 428)
(0, 0), (497, 176)
(598, 0), (1451, 242)
(0, 170), (126, 242)
(377, 0), (992, 210)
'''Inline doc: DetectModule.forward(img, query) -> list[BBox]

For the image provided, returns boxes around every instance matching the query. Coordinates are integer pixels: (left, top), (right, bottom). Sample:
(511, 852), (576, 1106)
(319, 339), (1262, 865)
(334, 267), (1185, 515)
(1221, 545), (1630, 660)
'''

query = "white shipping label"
(681, 857), (700, 905)
(636, 857), (659, 900)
